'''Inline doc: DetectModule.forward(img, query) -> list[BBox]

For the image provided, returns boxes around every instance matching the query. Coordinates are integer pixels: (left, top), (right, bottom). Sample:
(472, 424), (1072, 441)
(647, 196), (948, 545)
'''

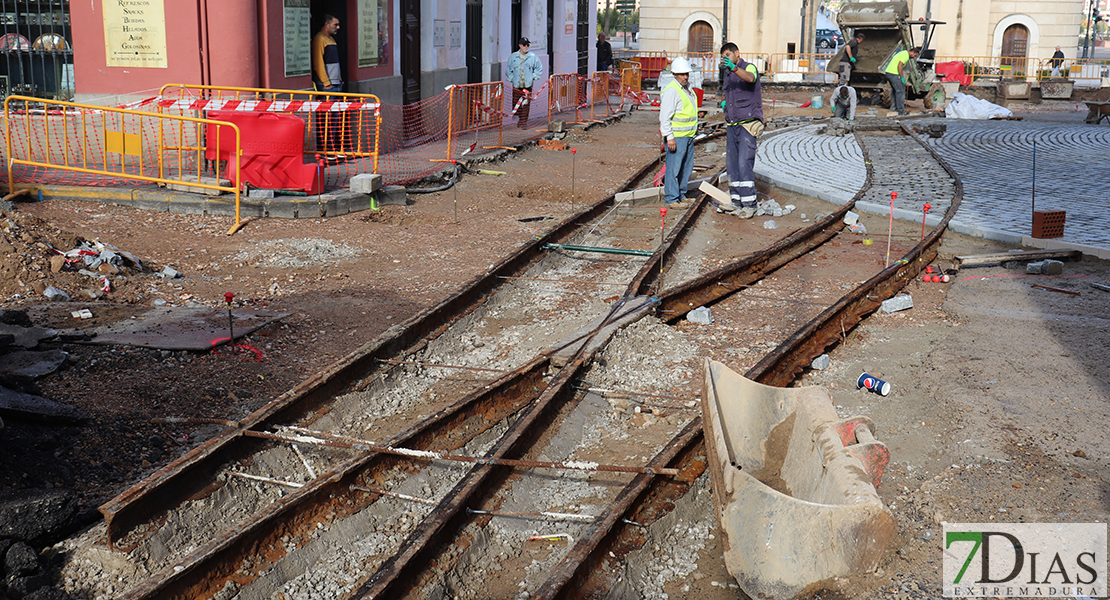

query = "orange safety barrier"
(620, 65), (644, 107)
(157, 84), (382, 176)
(549, 73), (586, 124)
(589, 72), (616, 121)
(3, 95), (247, 233)
(444, 82), (511, 161)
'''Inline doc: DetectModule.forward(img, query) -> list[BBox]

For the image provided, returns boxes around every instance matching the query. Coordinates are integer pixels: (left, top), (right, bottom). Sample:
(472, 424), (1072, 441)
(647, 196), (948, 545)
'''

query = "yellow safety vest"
(664, 80), (697, 138)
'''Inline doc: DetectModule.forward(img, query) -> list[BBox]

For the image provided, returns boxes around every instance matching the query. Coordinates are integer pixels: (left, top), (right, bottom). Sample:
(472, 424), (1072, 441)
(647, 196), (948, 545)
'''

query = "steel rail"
(102, 153), (665, 553)
(533, 123), (965, 599)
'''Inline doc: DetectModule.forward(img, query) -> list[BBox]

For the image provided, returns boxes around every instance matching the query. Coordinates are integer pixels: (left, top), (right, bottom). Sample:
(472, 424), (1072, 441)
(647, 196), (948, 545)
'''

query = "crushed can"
(857, 372), (891, 396)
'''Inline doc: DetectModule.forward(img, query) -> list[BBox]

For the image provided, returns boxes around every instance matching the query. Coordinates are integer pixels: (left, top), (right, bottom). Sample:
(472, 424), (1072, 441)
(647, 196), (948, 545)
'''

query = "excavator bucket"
(702, 360), (894, 599)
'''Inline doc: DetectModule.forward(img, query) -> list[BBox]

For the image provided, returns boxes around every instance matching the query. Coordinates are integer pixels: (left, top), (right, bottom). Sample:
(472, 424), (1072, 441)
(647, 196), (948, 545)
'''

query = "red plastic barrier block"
(205, 110), (324, 194)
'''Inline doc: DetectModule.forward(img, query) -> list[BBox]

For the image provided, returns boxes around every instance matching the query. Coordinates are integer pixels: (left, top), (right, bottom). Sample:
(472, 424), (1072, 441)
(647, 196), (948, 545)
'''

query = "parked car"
(816, 29), (843, 49)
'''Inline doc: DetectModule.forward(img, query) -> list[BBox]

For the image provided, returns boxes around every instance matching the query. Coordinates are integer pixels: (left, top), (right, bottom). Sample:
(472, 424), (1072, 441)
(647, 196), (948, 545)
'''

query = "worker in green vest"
(659, 57), (699, 209)
(884, 46), (919, 116)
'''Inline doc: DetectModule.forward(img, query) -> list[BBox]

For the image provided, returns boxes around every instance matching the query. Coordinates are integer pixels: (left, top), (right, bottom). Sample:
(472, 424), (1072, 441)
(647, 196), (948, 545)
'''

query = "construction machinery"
(829, 1), (948, 109)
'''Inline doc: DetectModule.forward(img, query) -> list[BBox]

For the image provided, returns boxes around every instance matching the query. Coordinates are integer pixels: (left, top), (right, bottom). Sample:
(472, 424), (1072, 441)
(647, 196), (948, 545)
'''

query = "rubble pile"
(817, 117), (853, 137)
(0, 210), (180, 307)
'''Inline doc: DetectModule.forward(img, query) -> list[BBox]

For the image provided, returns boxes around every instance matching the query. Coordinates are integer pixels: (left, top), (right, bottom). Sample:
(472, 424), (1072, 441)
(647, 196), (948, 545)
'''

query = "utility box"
(1031, 210), (1066, 239)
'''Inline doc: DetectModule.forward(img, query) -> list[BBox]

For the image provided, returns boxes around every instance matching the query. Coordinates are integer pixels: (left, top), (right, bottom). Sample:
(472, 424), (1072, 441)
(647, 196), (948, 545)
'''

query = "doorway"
(576, 0), (588, 76)
(688, 21), (713, 53)
(400, 0), (421, 103)
(1001, 24), (1029, 76)
(467, 0), (482, 84)
(310, 0), (348, 91)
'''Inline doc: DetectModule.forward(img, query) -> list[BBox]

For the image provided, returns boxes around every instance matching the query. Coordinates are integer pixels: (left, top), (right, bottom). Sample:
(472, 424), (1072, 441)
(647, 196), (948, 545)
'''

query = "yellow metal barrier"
(158, 84), (382, 175)
(445, 81), (510, 160)
(933, 55), (1110, 86)
(3, 95), (247, 233)
(766, 53), (837, 83)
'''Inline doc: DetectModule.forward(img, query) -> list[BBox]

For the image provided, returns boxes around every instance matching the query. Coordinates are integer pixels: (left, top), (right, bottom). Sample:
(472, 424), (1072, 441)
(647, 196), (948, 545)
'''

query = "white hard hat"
(670, 57), (692, 74)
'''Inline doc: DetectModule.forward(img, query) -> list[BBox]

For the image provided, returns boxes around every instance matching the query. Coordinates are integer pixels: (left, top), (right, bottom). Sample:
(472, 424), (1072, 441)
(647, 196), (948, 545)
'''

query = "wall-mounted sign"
(357, 0), (379, 67)
(103, 0), (168, 68)
(283, 0), (311, 77)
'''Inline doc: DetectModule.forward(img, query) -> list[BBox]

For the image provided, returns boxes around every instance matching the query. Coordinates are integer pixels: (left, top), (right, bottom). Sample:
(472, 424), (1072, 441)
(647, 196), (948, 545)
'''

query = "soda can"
(857, 372), (891, 396)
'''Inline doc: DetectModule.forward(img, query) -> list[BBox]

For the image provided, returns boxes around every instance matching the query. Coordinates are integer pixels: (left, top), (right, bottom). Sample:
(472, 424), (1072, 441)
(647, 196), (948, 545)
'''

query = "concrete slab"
(61, 307), (292, 351)
(0, 350), (67, 379)
(0, 385), (86, 423)
(0, 324), (57, 348)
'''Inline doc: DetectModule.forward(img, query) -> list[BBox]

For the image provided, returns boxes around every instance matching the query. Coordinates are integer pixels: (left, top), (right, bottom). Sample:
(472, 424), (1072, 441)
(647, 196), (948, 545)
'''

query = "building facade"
(639, 0), (1085, 62)
(57, 0), (595, 105)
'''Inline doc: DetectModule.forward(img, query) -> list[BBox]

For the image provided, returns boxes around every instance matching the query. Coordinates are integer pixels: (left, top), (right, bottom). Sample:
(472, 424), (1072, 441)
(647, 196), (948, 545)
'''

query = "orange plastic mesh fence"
(3, 95), (242, 198)
(2, 77), (586, 192)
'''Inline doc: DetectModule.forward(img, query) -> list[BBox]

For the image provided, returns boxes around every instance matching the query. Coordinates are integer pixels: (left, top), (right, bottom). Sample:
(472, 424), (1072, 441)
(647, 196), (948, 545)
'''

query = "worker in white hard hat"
(659, 57), (699, 210)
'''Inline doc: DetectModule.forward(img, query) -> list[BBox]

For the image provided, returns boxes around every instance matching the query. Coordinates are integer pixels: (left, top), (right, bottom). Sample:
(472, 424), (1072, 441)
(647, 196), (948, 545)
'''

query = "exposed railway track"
(60, 120), (962, 600)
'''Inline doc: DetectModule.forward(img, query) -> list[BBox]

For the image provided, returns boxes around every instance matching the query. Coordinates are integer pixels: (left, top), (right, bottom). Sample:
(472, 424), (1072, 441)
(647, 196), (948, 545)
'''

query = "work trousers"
(726, 124), (758, 207)
(838, 61), (851, 86)
(834, 101), (851, 119)
(885, 73), (906, 114)
(513, 86), (532, 129)
(663, 136), (696, 205)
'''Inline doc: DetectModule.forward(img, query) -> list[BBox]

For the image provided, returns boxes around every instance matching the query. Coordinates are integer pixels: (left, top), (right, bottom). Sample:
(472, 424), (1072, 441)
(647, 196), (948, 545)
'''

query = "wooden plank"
(954, 249), (1082, 268)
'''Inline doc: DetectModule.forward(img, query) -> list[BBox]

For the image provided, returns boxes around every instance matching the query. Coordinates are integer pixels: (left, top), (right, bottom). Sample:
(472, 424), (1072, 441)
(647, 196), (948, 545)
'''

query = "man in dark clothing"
(1051, 46), (1066, 77)
(719, 41), (764, 218)
(839, 31), (864, 85)
(596, 33), (613, 72)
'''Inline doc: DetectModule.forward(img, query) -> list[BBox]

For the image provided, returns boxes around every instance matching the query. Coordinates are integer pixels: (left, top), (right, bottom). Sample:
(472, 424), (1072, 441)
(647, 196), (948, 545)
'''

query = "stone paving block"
(350, 173), (383, 194)
(880, 294), (913, 313)
(165, 175), (231, 196)
(377, 185), (408, 206)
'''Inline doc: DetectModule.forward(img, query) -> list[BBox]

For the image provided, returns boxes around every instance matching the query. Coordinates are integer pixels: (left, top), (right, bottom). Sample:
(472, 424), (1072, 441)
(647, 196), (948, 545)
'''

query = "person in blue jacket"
(506, 37), (543, 129)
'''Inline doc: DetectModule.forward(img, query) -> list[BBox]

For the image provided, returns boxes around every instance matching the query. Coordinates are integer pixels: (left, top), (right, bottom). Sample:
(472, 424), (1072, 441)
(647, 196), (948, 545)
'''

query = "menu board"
(103, 0), (168, 68)
(284, 0), (311, 77)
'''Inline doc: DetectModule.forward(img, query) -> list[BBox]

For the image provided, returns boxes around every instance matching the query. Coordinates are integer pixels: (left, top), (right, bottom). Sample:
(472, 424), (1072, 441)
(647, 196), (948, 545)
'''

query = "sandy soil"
(1, 93), (1108, 599)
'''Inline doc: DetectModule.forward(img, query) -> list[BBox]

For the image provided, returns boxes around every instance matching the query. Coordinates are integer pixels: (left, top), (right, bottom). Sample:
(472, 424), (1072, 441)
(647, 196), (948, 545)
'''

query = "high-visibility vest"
(664, 80), (697, 138)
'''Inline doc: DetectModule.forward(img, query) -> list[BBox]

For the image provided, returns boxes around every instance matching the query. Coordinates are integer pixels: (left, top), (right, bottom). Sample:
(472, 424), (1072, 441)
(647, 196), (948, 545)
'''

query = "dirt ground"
(2, 91), (1109, 599)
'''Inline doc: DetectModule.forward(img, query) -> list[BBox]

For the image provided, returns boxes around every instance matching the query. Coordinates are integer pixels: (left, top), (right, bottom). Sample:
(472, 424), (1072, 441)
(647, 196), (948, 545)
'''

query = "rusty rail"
(532, 123), (964, 599)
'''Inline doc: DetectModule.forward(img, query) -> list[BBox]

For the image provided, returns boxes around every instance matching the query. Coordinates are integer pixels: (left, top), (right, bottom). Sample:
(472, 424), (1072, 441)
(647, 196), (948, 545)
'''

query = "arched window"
(688, 20), (713, 53)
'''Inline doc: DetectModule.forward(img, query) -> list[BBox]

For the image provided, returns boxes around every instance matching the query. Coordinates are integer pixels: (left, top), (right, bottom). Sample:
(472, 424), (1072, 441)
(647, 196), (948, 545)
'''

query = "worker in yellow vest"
(659, 57), (699, 209)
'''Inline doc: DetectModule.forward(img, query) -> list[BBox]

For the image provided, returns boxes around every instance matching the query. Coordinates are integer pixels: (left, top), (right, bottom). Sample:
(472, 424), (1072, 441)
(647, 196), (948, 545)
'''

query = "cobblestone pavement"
(755, 124), (955, 216)
(913, 114), (1110, 250)
(755, 116), (1110, 252)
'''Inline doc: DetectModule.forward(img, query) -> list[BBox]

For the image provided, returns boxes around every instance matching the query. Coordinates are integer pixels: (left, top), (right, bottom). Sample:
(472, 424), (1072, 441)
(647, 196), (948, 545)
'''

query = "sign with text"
(283, 0), (311, 78)
(103, 0), (167, 68)
(357, 0), (379, 67)
(943, 523), (1106, 597)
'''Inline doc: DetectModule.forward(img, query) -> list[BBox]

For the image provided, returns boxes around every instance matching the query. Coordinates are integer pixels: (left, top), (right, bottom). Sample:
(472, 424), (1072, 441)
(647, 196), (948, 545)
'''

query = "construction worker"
(884, 46), (919, 116)
(830, 84), (857, 120)
(719, 42), (765, 218)
(659, 57), (699, 210)
(839, 31), (864, 85)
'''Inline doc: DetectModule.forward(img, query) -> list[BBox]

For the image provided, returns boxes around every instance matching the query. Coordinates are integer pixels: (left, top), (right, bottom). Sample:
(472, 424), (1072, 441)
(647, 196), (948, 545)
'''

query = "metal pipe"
(544, 243), (654, 256)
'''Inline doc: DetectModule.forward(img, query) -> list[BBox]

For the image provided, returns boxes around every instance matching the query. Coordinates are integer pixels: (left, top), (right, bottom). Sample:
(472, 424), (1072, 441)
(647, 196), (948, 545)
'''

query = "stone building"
(638, 0), (1085, 62)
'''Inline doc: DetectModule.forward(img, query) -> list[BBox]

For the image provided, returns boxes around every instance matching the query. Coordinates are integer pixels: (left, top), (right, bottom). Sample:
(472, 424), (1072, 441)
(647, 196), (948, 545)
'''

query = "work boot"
(716, 201), (739, 213)
(736, 207), (756, 219)
(667, 199), (693, 210)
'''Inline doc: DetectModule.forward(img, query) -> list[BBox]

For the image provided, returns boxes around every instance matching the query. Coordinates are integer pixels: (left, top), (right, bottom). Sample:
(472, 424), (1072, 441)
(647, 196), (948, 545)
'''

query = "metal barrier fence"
(934, 55), (1110, 86)
(548, 73), (584, 124)
(3, 95), (246, 231)
(444, 82), (509, 160)
(766, 53), (837, 83)
(157, 84), (382, 175)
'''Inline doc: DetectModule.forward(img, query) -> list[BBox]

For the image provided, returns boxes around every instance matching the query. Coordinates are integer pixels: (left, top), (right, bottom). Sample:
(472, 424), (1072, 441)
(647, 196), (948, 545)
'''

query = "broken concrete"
(0, 350), (67, 380)
(0, 489), (78, 544)
(63, 306), (291, 351)
(0, 386), (86, 424)
(881, 294), (914, 313)
(0, 324), (57, 349)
